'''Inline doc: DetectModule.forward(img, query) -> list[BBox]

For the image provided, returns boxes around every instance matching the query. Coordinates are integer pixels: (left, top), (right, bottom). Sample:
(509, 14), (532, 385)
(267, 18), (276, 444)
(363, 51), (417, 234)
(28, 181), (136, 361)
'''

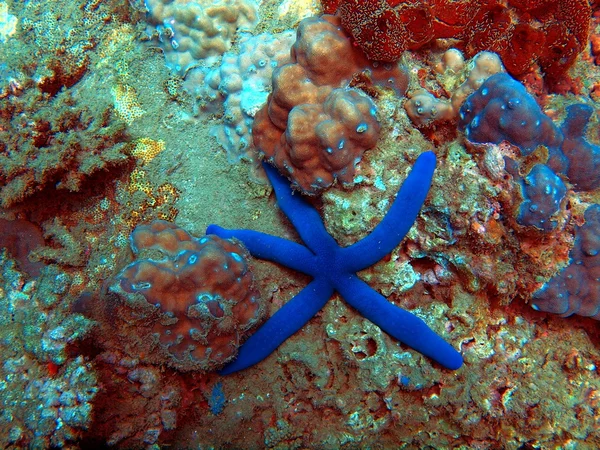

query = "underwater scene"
(1, 0), (600, 448)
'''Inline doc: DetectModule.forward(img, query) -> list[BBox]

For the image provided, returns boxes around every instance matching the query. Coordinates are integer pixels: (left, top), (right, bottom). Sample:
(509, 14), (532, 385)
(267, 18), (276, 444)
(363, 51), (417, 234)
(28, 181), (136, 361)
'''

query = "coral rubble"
(0, 251), (96, 448)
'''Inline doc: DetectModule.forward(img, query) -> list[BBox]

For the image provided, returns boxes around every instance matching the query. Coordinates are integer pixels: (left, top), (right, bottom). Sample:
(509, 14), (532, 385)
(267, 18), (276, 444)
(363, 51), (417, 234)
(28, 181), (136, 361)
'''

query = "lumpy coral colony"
(2, 0), (600, 447)
(323, 0), (591, 85)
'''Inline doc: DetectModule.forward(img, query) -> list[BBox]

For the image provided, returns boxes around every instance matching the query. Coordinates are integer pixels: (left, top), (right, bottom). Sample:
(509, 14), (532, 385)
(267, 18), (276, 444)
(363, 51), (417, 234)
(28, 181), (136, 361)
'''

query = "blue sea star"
(207, 151), (463, 375)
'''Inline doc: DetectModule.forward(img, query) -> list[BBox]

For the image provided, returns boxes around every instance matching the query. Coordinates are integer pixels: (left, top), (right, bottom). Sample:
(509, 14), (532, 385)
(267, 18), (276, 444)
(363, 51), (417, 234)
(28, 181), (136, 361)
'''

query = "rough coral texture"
(326, 0), (591, 85)
(338, 0), (434, 62)
(88, 350), (182, 447)
(532, 204), (600, 319)
(516, 164), (566, 232)
(185, 30), (296, 162)
(0, 0), (135, 208)
(144, 0), (259, 74)
(460, 73), (600, 192)
(0, 252), (92, 365)
(2, 0), (600, 447)
(458, 72), (600, 235)
(115, 220), (264, 372)
(253, 15), (409, 195)
(405, 50), (504, 129)
(0, 251), (96, 448)
(0, 85), (130, 208)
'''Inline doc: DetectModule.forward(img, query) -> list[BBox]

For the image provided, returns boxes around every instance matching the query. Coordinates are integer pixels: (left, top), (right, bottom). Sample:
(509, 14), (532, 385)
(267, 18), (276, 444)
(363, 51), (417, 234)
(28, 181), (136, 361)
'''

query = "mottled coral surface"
(2, 0), (600, 448)
(0, 251), (96, 448)
(0, 1), (134, 208)
(326, 0), (591, 86)
(253, 14), (408, 194)
(116, 220), (264, 371)
(532, 204), (600, 319)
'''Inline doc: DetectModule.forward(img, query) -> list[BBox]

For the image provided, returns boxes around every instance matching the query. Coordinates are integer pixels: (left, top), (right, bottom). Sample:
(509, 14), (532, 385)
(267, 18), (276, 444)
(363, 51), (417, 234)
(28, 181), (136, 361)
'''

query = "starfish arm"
(263, 163), (339, 253)
(206, 225), (316, 275)
(220, 278), (334, 375)
(341, 151), (436, 272)
(336, 275), (463, 370)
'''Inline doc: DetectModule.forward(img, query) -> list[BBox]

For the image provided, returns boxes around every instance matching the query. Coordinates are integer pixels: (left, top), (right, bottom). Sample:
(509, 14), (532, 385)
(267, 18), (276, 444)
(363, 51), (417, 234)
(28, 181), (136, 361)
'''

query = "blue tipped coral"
(458, 73), (600, 319)
(459, 73), (600, 191)
(208, 152), (463, 374)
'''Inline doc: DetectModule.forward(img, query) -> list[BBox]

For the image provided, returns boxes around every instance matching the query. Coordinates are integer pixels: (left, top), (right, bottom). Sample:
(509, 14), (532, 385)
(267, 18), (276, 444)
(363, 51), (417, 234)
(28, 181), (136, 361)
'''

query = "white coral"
(185, 30), (295, 161)
(145, 0), (260, 74)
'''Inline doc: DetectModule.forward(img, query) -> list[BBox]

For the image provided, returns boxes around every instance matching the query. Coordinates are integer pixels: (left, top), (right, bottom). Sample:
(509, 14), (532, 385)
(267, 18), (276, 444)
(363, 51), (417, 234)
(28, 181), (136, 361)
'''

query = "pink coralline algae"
(115, 220), (264, 371)
(252, 15), (409, 195)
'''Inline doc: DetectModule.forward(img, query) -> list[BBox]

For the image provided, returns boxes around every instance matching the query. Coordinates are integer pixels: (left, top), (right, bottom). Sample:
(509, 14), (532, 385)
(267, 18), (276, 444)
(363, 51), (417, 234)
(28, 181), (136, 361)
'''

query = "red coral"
(321, 0), (341, 14)
(115, 220), (264, 372)
(326, 0), (591, 84)
(338, 0), (433, 62)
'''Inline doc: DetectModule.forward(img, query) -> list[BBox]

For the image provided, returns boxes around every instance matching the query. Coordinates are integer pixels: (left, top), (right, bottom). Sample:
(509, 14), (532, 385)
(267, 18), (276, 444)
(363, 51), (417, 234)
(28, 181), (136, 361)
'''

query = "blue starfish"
(207, 151), (463, 375)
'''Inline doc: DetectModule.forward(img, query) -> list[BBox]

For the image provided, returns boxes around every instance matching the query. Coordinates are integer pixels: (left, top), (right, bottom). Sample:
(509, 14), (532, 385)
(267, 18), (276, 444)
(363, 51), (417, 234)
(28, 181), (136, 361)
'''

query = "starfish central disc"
(207, 151), (463, 375)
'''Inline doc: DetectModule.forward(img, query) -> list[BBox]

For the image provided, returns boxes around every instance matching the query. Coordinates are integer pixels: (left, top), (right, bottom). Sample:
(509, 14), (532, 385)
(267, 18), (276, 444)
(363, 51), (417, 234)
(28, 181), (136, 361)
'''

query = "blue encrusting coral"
(208, 152), (463, 374)
(459, 73), (600, 232)
(560, 104), (600, 191)
(459, 73), (562, 156)
(517, 164), (566, 231)
(532, 204), (600, 319)
(459, 73), (600, 320)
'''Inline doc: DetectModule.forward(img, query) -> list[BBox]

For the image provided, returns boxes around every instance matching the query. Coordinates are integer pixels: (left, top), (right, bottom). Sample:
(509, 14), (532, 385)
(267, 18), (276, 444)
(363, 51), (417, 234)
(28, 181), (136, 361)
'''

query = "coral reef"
(337, 0), (433, 62)
(459, 73), (562, 155)
(253, 14), (409, 194)
(0, 72), (131, 207)
(404, 88), (455, 129)
(209, 154), (462, 374)
(404, 50), (505, 128)
(0, 253), (92, 365)
(2, 0), (600, 447)
(532, 204), (600, 319)
(0, 251), (96, 448)
(88, 350), (183, 447)
(324, 0), (591, 85)
(0, 218), (45, 276)
(144, 0), (259, 74)
(0, 0), (135, 208)
(459, 73), (600, 232)
(516, 164), (566, 232)
(114, 220), (264, 371)
(560, 103), (600, 191)
(185, 30), (296, 161)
